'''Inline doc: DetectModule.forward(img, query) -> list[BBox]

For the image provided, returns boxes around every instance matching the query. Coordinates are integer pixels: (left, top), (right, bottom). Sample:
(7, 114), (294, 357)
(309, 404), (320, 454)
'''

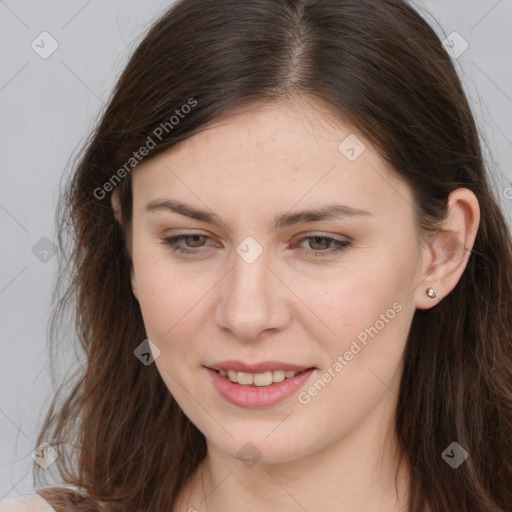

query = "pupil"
(187, 235), (204, 247)
(311, 236), (328, 250)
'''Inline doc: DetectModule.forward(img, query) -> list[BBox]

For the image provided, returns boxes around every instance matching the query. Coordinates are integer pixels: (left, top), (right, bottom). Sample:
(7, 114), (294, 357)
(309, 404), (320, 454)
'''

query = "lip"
(206, 366), (316, 408)
(207, 360), (312, 373)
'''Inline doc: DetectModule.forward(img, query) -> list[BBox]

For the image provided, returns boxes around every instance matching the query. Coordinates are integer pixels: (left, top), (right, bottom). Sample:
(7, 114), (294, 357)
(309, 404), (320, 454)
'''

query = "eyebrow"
(143, 198), (373, 231)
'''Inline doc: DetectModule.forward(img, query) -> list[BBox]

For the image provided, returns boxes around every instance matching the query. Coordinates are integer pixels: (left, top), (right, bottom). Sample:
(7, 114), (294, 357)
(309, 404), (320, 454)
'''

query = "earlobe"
(415, 188), (480, 310)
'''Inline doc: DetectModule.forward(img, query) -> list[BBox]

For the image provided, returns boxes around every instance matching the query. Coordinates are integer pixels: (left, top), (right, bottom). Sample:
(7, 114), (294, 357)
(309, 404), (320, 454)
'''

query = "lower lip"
(206, 367), (316, 408)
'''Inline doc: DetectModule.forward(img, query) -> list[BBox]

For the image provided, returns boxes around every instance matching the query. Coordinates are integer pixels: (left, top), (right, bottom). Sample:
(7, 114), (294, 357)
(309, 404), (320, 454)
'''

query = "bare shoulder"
(0, 494), (56, 512)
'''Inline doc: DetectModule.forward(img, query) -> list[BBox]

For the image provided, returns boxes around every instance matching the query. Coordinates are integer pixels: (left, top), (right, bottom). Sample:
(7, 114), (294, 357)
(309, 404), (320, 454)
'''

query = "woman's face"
(129, 97), (429, 465)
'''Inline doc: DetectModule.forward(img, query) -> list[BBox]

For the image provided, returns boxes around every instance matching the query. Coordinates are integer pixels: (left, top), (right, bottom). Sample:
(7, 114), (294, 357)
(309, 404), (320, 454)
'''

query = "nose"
(215, 244), (291, 342)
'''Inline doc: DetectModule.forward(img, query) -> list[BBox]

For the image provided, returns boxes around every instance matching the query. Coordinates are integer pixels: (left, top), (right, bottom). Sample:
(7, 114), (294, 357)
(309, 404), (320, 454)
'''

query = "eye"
(161, 233), (351, 258)
(294, 234), (351, 257)
(162, 234), (212, 255)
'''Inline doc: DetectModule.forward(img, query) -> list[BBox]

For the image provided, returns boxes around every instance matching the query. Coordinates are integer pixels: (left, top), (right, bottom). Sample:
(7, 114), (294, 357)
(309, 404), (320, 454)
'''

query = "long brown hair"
(34, 0), (512, 510)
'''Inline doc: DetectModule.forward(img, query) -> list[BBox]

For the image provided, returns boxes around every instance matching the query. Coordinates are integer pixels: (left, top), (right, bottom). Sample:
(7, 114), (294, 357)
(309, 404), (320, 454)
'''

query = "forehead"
(131, 98), (415, 225)
(152, 97), (358, 167)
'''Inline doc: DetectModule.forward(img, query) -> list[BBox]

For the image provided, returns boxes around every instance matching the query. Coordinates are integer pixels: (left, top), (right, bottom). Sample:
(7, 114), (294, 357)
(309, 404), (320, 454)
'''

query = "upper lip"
(206, 360), (315, 373)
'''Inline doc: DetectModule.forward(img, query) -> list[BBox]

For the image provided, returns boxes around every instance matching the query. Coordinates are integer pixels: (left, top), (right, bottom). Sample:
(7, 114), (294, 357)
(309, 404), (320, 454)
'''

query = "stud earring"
(426, 287), (436, 298)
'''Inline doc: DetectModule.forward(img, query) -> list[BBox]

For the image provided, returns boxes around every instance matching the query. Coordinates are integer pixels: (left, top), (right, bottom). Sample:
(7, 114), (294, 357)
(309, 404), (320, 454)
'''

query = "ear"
(130, 265), (139, 301)
(111, 187), (122, 224)
(415, 188), (480, 309)
(112, 187), (138, 300)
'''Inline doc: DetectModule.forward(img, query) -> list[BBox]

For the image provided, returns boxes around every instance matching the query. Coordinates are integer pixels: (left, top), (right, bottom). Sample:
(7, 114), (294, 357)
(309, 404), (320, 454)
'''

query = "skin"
(112, 96), (480, 512)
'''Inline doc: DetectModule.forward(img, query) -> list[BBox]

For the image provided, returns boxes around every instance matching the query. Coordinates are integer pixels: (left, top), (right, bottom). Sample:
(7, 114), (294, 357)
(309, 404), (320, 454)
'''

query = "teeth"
(253, 371), (272, 386)
(272, 370), (286, 382)
(219, 369), (301, 386)
(238, 371), (254, 385)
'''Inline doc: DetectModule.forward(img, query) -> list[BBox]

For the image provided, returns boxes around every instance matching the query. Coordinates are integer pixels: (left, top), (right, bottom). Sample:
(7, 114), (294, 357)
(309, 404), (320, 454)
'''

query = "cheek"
(298, 242), (415, 384)
(304, 248), (411, 335)
(309, 283), (409, 370)
(297, 278), (412, 439)
(131, 241), (204, 350)
(137, 273), (207, 349)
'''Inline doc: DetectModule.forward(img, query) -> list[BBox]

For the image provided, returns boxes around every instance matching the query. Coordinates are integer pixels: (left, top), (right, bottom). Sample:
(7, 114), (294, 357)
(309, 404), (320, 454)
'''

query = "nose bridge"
(234, 245), (269, 294)
(228, 242), (273, 313)
(216, 238), (288, 339)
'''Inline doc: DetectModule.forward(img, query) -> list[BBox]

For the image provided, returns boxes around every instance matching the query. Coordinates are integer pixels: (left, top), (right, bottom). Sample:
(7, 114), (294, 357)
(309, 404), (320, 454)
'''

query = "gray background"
(0, 0), (511, 499)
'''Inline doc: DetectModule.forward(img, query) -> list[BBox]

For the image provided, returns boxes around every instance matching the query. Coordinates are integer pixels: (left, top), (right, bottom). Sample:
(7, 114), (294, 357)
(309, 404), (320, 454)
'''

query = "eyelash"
(161, 233), (351, 258)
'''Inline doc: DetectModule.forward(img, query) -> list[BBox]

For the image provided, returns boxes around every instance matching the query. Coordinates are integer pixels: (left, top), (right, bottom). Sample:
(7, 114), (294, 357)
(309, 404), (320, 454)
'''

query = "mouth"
(209, 367), (311, 387)
(206, 365), (317, 408)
